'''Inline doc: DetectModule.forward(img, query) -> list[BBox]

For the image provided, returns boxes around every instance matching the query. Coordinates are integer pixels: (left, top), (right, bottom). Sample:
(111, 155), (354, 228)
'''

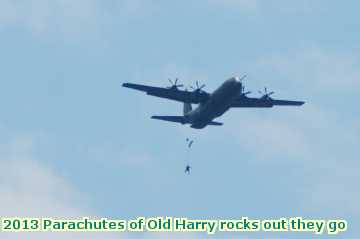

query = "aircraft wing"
(151, 116), (223, 127)
(231, 96), (305, 108)
(271, 99), (305, 106)
(122, 83), (209, 103)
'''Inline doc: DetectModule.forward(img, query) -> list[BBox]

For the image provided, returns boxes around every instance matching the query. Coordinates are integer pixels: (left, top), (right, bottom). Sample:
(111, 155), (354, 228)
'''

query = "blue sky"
(0, 1), (359, 238)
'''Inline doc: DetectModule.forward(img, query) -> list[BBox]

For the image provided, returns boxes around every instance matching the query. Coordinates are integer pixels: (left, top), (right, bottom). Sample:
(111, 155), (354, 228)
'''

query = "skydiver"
(184, 165), (191, 175)
(186, 138), (194, 148)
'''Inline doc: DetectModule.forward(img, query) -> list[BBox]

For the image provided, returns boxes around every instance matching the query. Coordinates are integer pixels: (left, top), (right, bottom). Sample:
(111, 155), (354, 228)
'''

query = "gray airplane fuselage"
(185, 77), (242, 129)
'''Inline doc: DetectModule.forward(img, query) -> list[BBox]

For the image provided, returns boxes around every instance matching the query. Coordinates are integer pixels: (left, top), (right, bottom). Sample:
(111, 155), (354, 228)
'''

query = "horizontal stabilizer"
(208, 121), (223, 126)
(151, 116), (185, 124)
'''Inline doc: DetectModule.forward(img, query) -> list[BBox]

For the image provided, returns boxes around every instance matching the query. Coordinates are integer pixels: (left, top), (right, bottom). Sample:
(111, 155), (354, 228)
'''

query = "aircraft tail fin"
(151, 116), (186, 124)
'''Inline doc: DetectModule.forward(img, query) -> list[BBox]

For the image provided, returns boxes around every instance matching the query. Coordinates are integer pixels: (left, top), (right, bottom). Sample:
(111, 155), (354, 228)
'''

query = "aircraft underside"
(123, 76), (305, 129)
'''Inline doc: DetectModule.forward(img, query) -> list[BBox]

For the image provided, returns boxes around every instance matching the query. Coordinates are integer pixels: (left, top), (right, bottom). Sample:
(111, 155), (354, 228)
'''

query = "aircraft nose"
(226, 77), (243, 90)
(234, 76), (241, 83)
(234, 75), (246, 83)
(232, 77), (243, 88)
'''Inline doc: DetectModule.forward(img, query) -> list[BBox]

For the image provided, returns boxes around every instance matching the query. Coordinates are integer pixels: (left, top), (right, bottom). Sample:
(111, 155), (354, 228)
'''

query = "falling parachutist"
(188, 140), (194, 148)
(186, 138), (194, 148)
(184, 165), (191, 174)
(185, 138), (194, 175)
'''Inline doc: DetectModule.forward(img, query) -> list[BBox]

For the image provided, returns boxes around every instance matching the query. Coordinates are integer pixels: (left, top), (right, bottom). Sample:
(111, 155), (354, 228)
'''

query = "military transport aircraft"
(122, 76), (304, 129)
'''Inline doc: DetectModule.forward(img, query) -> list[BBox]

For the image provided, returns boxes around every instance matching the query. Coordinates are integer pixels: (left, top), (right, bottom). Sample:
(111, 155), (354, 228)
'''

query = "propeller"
(237, 75), (251, 96)
(190, 81), (206, 93)
(167, 78), (184, 90)
(236, 74), (247, 82)
(241, 85), (251, 96)
(258, 87), (274, 99)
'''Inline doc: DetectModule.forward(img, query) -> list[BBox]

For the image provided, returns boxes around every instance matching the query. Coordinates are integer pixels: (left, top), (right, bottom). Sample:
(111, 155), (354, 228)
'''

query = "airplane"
(122, 76), (305, 129)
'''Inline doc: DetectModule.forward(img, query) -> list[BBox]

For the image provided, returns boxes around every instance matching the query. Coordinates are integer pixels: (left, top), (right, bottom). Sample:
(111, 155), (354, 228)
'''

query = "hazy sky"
(0, 1), (359, 238)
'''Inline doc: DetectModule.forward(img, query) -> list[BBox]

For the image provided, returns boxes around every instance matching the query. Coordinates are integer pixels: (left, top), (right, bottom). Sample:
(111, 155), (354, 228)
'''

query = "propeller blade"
(167, 78), (184, 90)
(189, 80), (206, 92)
(239, 74), (247, 81)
